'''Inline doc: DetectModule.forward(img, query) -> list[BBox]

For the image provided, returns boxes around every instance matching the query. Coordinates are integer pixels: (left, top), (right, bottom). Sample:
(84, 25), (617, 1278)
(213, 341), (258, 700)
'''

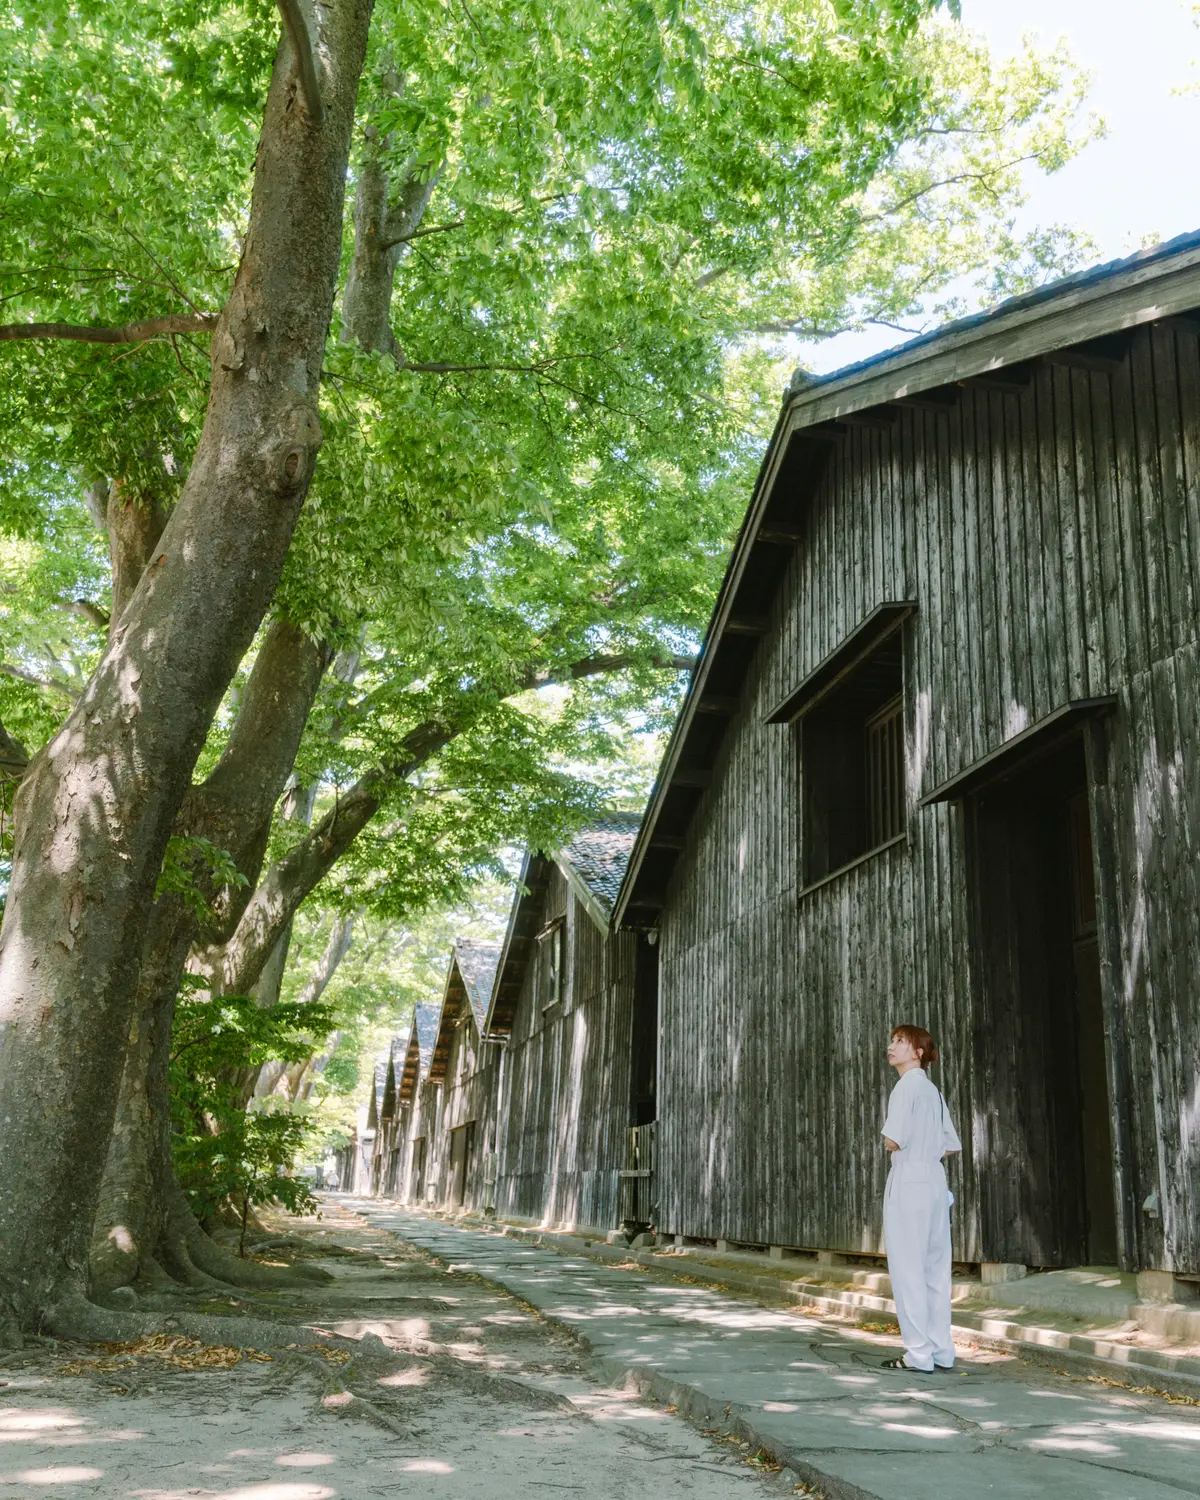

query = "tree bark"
(342, 154), (439, 356)
(90, 619), (330, 1294)
(106, 483), (167, 632)
(253, 912), (355, 1101)
(0, 0), (375, 1337)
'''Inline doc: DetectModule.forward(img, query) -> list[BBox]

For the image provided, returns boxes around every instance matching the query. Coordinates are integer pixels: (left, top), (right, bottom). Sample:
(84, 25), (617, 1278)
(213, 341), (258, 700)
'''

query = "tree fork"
(91, 620), (332, 1296)
(0, 0), (375, 1339)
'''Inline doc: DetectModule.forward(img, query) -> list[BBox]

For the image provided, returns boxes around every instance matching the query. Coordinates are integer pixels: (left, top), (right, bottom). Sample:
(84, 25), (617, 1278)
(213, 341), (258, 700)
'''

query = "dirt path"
(0, 1202), (789, 1498)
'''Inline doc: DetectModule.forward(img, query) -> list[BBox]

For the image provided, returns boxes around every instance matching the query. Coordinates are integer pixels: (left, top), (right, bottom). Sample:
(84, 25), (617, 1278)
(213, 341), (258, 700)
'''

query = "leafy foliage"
(0, 0), (1106, 1161)
(170, 984), (336, 1225)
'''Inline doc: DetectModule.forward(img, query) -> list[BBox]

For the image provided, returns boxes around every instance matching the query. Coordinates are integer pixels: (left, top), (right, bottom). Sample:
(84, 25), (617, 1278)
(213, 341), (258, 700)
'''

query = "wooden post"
(1084, 718), (1139, 1271)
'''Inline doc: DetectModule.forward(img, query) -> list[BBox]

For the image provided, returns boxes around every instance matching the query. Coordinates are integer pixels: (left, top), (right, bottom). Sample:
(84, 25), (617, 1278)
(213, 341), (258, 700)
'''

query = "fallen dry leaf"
(59, 1334), (273, 1375)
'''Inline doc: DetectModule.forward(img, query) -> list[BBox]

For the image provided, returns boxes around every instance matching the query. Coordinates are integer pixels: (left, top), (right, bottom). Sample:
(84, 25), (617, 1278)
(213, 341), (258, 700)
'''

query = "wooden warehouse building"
(615, 231), (1200, 1278)
(485, 814), (659, 1232)
(372, 1000), (440, 1199)
(423, 936), (501, 1206)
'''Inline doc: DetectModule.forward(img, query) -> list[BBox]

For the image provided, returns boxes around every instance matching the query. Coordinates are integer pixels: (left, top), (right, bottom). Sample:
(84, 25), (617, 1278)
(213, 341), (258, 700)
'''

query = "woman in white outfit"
(880, 1024), (961, 1373)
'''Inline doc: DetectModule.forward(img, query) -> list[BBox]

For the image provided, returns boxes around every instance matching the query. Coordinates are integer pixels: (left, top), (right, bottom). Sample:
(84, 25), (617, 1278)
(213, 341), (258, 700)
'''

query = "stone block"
(715, 1238), (732, 1253)
(629, 1231), (657, 1250)
(769, 1245), (797, 1261)
(1137, 1270), (1200, 1304)
(817, 1250), (849, 1267)
(981, 1262), (1027, 1285)
(606, 1228), (631, 1247)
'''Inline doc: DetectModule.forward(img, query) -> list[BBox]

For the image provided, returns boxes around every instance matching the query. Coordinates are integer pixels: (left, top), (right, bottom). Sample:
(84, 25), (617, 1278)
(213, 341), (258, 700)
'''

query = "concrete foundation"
(981, 1262), (1028, 1285)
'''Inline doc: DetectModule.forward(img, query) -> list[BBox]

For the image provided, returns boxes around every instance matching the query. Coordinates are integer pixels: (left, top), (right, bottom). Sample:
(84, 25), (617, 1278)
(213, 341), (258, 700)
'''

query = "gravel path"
(0, 1200), (788, 1498)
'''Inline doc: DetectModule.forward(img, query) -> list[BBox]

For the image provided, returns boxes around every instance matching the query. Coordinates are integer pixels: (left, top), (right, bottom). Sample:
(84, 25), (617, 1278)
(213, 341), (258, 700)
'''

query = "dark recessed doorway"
(966, 736), (1117, 1267)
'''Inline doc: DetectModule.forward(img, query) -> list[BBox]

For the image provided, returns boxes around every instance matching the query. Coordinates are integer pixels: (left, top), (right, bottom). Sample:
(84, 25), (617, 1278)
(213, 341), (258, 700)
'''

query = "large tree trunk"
(0, 1), (374, 1338)
(90, 619), (330, 1293)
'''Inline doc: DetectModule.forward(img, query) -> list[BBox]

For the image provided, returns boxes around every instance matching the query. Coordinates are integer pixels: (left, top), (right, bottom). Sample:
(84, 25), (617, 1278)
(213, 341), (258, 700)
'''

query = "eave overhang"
(920, 698), (1118, 805)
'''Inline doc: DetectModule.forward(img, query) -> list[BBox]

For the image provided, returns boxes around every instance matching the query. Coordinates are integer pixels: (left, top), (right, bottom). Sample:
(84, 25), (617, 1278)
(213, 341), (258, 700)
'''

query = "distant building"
(485, 814), (657, 1231)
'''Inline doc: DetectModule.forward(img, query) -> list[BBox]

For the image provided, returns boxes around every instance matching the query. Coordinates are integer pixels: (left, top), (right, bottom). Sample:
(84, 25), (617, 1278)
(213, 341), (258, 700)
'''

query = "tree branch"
(275, 0), (325, 127)
(0, 719), (29, 784)
(694, 266), (733, 291)
(380, 213), (463, 251)
(209, 646), (696, 993)
(0, 662), (74, 699)
(56, 599), (110, 632)
(0, 313), (217, 344)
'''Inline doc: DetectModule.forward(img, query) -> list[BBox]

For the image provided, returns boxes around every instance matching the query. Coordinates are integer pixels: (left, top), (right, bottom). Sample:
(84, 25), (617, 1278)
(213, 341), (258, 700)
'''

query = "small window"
(537, 916), (566, 1010)
(865, 695), (905, 848)
(799, 628), (906, 886)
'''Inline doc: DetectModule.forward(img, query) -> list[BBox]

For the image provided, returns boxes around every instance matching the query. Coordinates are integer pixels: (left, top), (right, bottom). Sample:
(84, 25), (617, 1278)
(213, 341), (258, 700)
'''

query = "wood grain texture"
(656, 324), (1200, 1272)
(490, 866), (643, 1231)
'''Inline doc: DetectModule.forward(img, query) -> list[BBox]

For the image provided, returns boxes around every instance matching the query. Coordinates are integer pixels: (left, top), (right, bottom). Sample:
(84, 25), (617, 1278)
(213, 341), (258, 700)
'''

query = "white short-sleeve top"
(882, 1066), (961, 1180)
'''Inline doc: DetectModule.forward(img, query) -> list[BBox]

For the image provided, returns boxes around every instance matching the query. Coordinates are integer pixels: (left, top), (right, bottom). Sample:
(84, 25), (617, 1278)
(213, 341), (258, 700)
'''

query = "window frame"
(536, 914), (566, 1012)
(794, 615), (910, 894)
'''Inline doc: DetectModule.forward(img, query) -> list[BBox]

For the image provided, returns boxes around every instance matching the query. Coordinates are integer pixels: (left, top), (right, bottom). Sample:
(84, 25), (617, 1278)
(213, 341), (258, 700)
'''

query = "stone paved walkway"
(349, 1198), (1200, 1500)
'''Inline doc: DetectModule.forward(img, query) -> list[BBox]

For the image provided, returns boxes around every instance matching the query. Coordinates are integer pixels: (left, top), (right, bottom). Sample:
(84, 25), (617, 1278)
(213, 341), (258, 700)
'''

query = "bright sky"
(801, 0), (1200, 374)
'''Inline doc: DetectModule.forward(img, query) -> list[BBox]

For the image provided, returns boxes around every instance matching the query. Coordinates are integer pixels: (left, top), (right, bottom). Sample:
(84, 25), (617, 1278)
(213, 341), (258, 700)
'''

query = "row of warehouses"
(337, 233), (1200, 1283)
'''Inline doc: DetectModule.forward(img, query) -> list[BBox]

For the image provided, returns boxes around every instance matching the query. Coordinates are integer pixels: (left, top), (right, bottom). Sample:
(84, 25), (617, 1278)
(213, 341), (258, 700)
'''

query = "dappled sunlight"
(326, 1317), (428, 1343)
(0, 1465), (103, 1485)
(1100, 1419), (1200, 1442)
(1026, 1435), (1121, 1454)
(209, 1487), (335, 1500)
(274, 1454), (336, 1467)
(396, 1458), (454, 1473)
(376, 1365), (430, 1387)
(879, 1422), (959, 1439)
(0, 1409), (87, 1441)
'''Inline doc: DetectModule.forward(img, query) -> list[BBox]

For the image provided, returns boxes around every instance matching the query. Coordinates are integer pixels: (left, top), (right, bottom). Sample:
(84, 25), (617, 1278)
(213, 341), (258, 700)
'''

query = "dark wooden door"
(966, 738), (1116, 1267)
(450, 1122), (475, 1208)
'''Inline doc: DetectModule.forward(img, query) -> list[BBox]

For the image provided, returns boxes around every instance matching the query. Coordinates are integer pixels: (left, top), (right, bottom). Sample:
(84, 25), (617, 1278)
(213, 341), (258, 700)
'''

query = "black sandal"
(881, 1357), (928, 1372)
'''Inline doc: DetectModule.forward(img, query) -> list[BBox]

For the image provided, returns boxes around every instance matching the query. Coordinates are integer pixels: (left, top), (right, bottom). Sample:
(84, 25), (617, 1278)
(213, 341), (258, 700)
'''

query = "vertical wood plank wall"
(657, 324), (1200, 1271)
(493, 867), (639, 1231)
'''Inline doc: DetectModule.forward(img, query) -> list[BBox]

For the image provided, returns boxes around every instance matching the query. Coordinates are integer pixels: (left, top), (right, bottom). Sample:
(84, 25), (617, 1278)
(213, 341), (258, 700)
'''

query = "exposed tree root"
(428, 1355), (582, 1415)
(43, 1291), (348, 1353)
(243, 1235), (324, 1255)
(273, 1341), (410, 1437)
(173, 1188), (332, 1288)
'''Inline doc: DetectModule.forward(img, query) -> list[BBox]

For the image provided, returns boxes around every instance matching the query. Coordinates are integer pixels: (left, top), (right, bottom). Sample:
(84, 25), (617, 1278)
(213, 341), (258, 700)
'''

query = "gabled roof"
(484, 813), (641, 1038)
(365, 1055), (388, 1131)
(396, 1001), (440, 1108)
(559, 812), (642, 929)
(614, 228), (1200, 928)
(379, 1054), (397, 1120)
(428, 937), (502, 1082)
(455, 938), (502, 1031)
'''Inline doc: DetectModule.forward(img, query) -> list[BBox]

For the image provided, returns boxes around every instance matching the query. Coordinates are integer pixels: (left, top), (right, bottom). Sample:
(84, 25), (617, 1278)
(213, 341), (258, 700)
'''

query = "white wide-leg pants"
(883, 1167), (954, 1371)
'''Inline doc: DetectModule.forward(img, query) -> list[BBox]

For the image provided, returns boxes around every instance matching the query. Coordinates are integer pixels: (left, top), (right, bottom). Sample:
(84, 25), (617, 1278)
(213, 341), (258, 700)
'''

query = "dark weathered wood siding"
(431, 1015), (500, 1209)
(657, 322), (1200, 1271)
(494, 867), (640, 1230)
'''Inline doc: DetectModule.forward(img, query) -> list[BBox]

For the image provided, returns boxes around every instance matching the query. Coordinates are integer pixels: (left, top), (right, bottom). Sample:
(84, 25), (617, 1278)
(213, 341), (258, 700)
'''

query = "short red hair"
(891, 1024), (939, 1070)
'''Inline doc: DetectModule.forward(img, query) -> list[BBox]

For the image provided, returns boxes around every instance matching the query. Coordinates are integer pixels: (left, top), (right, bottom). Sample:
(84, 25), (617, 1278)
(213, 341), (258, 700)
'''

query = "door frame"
(1081, 719), (1138, 1270)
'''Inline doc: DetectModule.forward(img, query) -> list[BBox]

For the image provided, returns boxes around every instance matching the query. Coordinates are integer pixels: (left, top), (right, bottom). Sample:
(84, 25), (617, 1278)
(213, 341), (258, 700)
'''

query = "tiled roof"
(413, 1001), (440, 1075)
(454, 938), (502, 1031)
(560, 812), (641, 918)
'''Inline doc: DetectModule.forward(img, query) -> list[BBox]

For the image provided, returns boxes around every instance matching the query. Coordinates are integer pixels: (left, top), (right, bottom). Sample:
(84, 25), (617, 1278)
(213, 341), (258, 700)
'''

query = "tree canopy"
(0, 0), (1100, 1340)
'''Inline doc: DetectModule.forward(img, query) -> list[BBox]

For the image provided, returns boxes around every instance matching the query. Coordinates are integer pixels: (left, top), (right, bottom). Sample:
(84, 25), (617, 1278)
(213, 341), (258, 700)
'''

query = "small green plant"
(170, 982), (337, 1249)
